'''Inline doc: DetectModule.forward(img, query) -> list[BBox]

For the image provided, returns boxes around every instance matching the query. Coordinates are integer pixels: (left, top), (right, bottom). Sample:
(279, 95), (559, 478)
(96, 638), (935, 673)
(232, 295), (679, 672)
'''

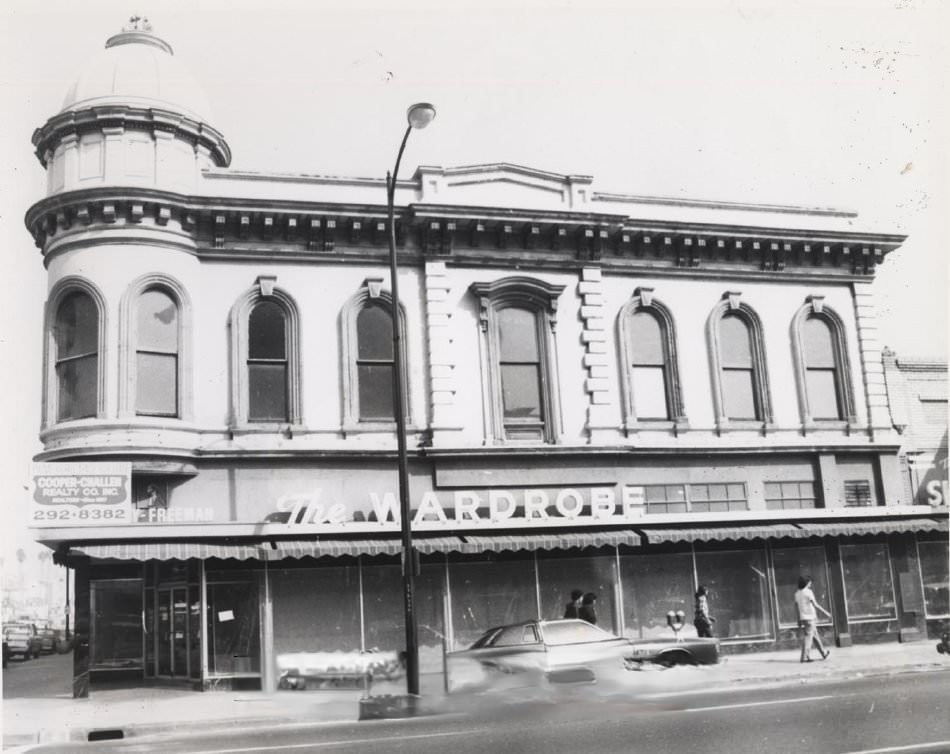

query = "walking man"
(794, 576), (831, 663)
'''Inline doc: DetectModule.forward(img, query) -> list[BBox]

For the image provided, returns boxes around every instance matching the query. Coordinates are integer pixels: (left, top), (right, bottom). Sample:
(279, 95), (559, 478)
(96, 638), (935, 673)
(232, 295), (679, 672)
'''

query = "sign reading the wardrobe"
(276, 485), (647, 530)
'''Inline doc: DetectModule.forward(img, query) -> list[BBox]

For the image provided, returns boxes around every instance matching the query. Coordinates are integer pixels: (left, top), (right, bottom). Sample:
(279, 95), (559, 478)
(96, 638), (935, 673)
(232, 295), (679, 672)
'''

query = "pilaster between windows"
(579, 267), (616, 442)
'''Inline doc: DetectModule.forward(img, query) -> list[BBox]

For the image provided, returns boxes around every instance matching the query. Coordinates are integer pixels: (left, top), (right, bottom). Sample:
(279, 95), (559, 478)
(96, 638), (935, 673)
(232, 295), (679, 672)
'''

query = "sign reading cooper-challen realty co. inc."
(30, 462), (132, 527)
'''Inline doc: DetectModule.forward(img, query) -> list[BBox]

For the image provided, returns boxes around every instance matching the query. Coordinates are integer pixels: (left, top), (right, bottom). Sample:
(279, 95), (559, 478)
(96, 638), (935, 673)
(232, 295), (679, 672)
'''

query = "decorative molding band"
(25, 190), (905, 277)
(32, 105), (231, 169)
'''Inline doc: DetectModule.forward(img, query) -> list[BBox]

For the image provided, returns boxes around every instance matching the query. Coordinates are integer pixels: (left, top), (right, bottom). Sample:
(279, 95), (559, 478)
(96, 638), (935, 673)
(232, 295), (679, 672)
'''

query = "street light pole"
(386, 102), (436, 699)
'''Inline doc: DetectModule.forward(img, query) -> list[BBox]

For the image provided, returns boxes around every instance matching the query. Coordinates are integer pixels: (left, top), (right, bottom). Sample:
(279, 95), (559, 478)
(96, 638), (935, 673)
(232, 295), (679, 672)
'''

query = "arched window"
(498, 306), (544, 432)
(617, 289), (686, 427)
(471, 277), (565, 443)
(356, 304), (396, 421)
(791, 297), (856, 425)
(803, 318), (840, 419)
(340, 280), (411, 429)
(707, 293), (772, 428)
(719, 314), (757, 420)
(228, 278), (301, 428)
(135, 289), (179, 416)
(54, 291), (99, 421)
(247, 300), (289, 422)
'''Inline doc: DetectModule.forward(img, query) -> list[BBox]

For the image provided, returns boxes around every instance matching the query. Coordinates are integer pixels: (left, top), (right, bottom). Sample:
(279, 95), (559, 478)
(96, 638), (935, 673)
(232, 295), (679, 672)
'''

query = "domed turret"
(32, 16), (230, 196)
(61, 19), (214, 124)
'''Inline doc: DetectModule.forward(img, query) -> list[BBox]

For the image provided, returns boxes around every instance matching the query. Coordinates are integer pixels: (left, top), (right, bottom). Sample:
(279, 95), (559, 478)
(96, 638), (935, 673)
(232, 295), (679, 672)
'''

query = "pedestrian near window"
(794, 576), (831, 663)
(693, 585), (716, 638)
(563, 589), (584, 619)
(578, 592), (598, 625)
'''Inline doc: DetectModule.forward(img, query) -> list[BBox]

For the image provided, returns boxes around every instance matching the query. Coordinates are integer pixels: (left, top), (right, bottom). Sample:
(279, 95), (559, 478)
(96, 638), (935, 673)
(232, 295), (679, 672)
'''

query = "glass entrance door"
(156, 586), (189, 678)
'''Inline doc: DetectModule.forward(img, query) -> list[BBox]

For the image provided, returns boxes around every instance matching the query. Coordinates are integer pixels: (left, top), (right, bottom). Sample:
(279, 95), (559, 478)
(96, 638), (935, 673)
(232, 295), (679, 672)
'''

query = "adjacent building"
(25, 19), (949, 696)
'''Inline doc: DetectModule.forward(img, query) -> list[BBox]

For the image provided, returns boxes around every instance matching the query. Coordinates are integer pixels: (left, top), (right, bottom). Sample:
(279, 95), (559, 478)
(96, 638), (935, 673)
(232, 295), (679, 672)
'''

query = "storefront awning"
(263, 537), (466, 559)
(67, 542), (264, 561)
(795, 517), (949, 538)
(452, 530), (642, 554)
(640, 524), (808, 545)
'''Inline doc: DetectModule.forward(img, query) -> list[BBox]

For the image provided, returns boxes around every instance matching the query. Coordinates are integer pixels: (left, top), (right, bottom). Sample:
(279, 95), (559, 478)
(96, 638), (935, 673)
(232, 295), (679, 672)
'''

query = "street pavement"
(2, 640), (948, 751)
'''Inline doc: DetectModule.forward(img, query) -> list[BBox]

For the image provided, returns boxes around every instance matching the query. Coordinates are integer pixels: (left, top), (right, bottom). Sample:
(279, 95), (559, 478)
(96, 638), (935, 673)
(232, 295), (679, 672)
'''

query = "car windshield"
(542, 621), (617, 646)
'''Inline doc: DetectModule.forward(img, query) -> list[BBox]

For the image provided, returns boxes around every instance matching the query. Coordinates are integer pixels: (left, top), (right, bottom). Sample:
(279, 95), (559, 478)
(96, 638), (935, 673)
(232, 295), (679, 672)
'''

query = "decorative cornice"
(24, 188), (905, 278)
(32, 105), (231, 168)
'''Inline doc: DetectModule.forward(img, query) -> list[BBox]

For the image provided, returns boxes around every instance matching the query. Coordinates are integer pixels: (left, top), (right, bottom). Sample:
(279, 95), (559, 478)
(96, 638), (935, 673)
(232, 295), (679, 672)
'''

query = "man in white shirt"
(794, 575), (832, 662)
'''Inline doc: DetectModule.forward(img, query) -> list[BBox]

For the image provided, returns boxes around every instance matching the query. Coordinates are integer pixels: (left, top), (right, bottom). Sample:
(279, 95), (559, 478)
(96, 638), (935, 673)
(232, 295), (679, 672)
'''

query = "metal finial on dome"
(105, 15), (173, 54)
(122, 15), (153, 32)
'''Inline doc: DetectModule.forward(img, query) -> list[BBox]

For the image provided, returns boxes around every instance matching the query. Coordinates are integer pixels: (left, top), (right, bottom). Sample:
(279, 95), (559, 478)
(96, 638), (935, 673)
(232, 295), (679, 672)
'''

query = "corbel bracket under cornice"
(24, 188), (907, 277)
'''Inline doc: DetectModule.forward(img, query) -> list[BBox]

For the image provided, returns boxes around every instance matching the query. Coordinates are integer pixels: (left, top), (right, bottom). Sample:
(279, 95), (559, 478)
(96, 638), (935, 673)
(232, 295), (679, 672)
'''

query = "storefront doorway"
(156, 586), (190, 678)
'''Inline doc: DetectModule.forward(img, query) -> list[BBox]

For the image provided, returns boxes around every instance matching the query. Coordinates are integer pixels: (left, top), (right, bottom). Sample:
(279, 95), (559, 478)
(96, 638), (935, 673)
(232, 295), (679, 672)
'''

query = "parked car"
(3, 623), (42, 661)
(450, 619), (719, 679)
(37, 628), (57, 654)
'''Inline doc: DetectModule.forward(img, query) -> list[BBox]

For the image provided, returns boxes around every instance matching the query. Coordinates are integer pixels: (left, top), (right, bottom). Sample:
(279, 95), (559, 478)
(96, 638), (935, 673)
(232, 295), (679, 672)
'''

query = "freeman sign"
(30, 462), (133, 527)
(276, 485), (647, 532)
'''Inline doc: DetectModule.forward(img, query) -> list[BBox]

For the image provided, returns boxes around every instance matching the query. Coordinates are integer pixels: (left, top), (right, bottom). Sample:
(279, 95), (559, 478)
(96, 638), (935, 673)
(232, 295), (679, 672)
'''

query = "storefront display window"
(362, 561), (446, 675)
(91, 579), (143, 670)
(619, 551), (694, 639)
(772, 546), (831, 627)
(537, 554), (618, 633)
(840, 543), (896, 621)
(449, 555), (538, 650)
(917, 540), (949, 618)
(206, 570), (260, 675)
(695, 548), (773, 640)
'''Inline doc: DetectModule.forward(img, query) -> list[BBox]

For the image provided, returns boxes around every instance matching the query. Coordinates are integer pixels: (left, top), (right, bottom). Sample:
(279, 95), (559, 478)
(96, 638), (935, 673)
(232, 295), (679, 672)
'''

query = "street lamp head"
(407, 102), (436, 129)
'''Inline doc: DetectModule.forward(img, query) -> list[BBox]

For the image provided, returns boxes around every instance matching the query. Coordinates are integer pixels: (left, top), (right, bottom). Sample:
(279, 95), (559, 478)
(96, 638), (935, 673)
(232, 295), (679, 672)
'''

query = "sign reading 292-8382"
(30, 462), (133, 527)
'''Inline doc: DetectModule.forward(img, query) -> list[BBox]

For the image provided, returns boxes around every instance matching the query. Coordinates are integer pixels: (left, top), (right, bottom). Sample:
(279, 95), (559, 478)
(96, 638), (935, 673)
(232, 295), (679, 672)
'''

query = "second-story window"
(498, 307), (544, 434)
(356, 304), (395, 421)
(136, 289), (179, 416)
(803, 317), (840, 419)
(54, 290), (99, 422)
(719, 313), (757, 420)
(247, 300), (288, 422)
(707, 293), (773, 429)
(629, 311), (668, 419)
(471, 277), (565, 444)
(791, 298), (856, 426)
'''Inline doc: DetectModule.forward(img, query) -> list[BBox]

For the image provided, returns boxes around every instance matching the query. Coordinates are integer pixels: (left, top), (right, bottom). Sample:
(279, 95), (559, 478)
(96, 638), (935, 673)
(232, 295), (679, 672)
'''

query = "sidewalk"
(3, 640), (947, 750)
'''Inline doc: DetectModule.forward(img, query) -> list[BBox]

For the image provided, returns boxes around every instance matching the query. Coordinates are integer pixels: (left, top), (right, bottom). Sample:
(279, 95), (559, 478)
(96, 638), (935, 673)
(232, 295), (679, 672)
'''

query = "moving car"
(3, 623), (42, 661)
(450, 619), (719, 677)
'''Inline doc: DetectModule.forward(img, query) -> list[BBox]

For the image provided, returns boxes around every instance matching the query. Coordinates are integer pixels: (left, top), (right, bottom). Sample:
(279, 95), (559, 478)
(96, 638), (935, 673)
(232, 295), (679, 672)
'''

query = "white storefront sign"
(275, 485), (647, 532)
(30, 462), (133, 527)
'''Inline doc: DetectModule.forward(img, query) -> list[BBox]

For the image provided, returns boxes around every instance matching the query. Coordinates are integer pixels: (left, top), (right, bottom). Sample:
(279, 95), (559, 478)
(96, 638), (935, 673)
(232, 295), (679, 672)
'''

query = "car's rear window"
(542, 621), (616, 646)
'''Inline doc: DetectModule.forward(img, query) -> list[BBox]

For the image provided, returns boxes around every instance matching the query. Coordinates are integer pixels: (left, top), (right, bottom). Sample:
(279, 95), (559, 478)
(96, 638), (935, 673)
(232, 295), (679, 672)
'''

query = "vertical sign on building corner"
(30, 461), (133, 527)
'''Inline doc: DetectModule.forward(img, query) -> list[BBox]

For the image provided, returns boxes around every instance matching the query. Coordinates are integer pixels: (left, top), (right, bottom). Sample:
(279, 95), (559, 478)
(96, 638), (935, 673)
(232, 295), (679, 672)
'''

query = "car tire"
(656, 650), (693, 668)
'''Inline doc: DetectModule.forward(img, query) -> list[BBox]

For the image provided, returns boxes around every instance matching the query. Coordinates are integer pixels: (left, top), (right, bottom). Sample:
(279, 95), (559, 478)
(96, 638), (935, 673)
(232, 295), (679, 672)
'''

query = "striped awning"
(67, 542), (264, 561)
(641, 524), (809, 545)
(453, 530), (642, 554)
(795, 517), (948, 538)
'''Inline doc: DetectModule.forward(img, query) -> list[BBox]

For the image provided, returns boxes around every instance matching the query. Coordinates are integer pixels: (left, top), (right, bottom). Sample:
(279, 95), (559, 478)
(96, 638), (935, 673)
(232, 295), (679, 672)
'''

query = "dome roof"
(60, 18), (214, 124)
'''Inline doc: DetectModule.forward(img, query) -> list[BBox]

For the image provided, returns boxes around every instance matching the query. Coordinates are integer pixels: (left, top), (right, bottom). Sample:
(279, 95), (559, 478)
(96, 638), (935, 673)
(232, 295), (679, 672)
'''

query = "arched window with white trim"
(54, 290), (99, 421)
(707, 292), (773, 428)
(470, 277), (565, 443)
(617, 288), (686, 428)
(791, 296), (856, 425)
(229, 277), (301, 428)
(135, 289), (180, 416)
(340, 279), (410, 430)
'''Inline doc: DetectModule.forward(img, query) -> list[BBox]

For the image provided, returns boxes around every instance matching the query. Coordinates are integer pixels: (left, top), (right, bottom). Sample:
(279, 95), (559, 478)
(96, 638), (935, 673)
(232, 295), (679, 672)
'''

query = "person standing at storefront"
(693, 585), (715, 638)
(578, 592), (598, 625)
(795, 576), (831, 662)
(563, 589), (584, 619)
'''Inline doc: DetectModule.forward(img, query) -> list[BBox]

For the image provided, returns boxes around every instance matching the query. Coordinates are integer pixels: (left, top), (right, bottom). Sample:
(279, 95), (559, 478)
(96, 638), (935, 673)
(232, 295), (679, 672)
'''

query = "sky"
(0, 0), (948, 563)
